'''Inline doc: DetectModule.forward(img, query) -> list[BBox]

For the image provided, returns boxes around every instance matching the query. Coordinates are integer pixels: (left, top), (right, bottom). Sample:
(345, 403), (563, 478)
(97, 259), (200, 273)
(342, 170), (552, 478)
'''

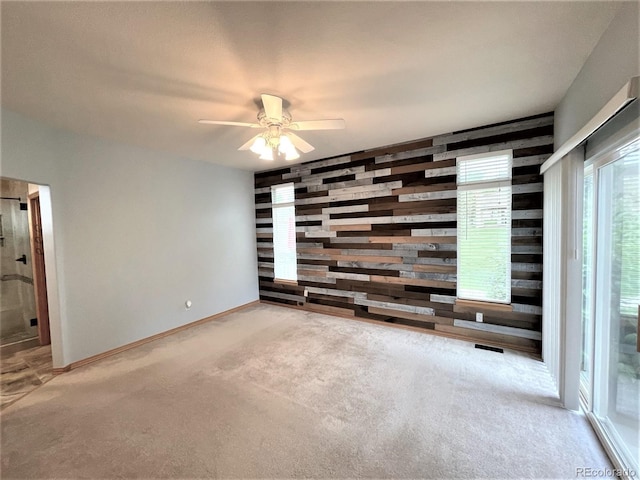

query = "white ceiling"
(1, 2), (620, 171)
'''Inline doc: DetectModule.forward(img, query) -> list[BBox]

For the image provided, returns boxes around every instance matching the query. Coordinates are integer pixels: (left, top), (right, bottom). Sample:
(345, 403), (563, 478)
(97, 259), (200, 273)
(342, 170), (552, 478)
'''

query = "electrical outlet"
(476, 312), (483, 323)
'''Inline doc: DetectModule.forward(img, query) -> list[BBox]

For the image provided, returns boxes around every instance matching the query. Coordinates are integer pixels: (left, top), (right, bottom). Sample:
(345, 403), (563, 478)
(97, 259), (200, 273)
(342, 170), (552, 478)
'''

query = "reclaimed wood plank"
(328, 180), (402, 196)
(305, 302), (356, 317)
(413, 264), (456, 273)
(411, 228), (457, 236)
(298, 269), (328, 277)
(327, 213), (457, 226)
(375, 145), (446, 163)
(355, 168), (392, 179)
(370, 275), (455, 289)
(512, 303), (543, 315)
(354, 298), (435, 315)
(513, 183), (543, 194)
(430, 294), (456, 304)
(261, 291), (305, 303)
(512, 209), (543, 219)
(295, 188), (394, 205)
(329, 224), (372, 232)
(351, 138), (434, 161)
(307, 178), (373, 192)
(432, 115), (553, 146)
(434, 323), (539, 349)
(369, 236), (457, 244)
(425, 166), (456, 178)
(512, 154), (550, 168)
(414, 257), (457, 266)
(336, 260), (414, 272)
(297, 275), (336, 284)
(392, 183), (456, 195)
(390, 161), (434, 175)
(400, 271), (456, 282)
(327, 271), (371, 281)
(281, 156), (351, 180)
(322, 204), (370, 214)
(368, 307), (454, 326)
(452, 319), (542, 340)
(433, 135), (553, 161)
(304, 231), (337, 238)
(304, 286), (367, 299)
(338, 254), (405, 263)
(454, 298), (513, 313)
(399, 190), (457, 202)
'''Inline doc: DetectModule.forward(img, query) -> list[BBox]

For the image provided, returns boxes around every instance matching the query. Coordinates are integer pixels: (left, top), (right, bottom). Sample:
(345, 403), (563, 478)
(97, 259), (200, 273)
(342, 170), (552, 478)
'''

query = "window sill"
(274, 278), (298, 286)
(455, 298), (513, 312)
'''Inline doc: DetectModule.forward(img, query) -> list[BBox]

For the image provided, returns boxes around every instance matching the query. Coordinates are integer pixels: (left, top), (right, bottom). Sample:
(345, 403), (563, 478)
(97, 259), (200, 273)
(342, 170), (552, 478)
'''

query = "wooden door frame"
(28, 191), (50, 345)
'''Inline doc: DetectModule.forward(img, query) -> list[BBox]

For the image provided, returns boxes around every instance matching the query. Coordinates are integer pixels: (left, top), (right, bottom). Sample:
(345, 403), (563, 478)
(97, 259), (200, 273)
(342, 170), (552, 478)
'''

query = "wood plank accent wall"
(254, 113), (552, 354)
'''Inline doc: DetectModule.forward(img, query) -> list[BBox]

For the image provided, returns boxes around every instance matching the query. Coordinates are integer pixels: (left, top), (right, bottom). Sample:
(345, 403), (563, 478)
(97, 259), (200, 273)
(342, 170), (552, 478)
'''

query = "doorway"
(581, 136), (639, 474)
(0, 178), (54, 408)
(0, 179), (43, 350)
(0, 179), (50, 350)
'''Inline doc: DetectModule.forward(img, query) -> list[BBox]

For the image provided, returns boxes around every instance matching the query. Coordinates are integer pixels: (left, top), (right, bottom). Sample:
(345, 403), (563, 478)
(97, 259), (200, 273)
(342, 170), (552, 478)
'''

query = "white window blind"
(457, 150), (512, 303)
(271, 183), (297, 281)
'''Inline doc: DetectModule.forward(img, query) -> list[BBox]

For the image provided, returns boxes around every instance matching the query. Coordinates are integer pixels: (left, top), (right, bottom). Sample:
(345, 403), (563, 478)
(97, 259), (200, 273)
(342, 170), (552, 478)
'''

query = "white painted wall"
(1, 109), (259, 366)
(554, 2), (640, 148)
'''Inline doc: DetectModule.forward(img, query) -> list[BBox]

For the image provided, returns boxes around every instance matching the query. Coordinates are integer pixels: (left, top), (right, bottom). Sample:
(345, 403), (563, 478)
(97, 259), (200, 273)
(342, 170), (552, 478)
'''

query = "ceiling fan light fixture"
(250, 135), (267, 154)
(278, 135), (293, 153)
(259, 148), (274, 161)
(278, 135), (299, 160)
(284, 148), (300, 161)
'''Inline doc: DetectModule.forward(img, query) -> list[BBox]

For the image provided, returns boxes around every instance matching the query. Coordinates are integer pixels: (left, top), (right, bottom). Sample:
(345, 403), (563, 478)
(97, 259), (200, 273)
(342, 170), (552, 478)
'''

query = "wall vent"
(474, 344), (503, 354)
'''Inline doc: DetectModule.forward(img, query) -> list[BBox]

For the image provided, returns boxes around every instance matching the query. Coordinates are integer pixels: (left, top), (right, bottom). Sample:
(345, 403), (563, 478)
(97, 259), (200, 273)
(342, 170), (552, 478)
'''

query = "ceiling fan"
(199, 94), (345, 161)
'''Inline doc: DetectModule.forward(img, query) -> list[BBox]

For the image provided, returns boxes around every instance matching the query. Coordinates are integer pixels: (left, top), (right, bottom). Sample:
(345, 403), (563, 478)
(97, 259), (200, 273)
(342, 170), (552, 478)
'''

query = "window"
(456, 150), (512, 304)
(271, 183), (297, 281)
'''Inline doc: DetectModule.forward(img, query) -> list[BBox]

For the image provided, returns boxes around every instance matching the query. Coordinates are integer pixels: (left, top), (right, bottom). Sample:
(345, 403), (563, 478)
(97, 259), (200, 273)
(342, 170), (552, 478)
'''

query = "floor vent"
(474, 344), (503, 354)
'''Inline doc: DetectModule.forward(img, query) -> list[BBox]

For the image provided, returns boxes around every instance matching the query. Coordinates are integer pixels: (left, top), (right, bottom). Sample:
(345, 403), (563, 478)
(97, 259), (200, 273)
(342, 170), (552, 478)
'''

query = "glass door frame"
(581, 134), (639, 478)
(580, 163), (594, 407)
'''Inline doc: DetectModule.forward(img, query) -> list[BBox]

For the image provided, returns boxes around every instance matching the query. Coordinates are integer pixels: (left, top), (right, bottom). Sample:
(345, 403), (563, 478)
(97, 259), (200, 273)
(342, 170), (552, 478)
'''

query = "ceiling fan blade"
(289, 119), (345, 131)
(198, 120), (261, 128)
(238, 134), (262, 151)
(287, 132), (315, 153)
(261, 94), (283, 121)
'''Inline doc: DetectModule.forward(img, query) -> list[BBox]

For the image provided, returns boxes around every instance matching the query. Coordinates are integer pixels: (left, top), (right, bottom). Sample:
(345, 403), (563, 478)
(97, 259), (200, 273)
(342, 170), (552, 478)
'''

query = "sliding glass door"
(582, 137), (639, 475)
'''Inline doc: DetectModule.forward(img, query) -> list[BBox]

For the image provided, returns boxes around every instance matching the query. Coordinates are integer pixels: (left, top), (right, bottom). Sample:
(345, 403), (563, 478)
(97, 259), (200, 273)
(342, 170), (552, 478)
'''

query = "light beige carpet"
(1, 303), (610, 479)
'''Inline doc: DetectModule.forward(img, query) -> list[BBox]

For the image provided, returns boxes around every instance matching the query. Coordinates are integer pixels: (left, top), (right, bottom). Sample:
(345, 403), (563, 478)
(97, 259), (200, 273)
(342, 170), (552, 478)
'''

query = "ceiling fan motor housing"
(258, 108), (292, 128)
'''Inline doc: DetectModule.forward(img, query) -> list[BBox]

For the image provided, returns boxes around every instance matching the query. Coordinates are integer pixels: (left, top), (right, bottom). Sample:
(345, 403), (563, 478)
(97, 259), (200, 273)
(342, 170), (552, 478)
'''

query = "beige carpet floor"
(0, 303), (610, 479)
